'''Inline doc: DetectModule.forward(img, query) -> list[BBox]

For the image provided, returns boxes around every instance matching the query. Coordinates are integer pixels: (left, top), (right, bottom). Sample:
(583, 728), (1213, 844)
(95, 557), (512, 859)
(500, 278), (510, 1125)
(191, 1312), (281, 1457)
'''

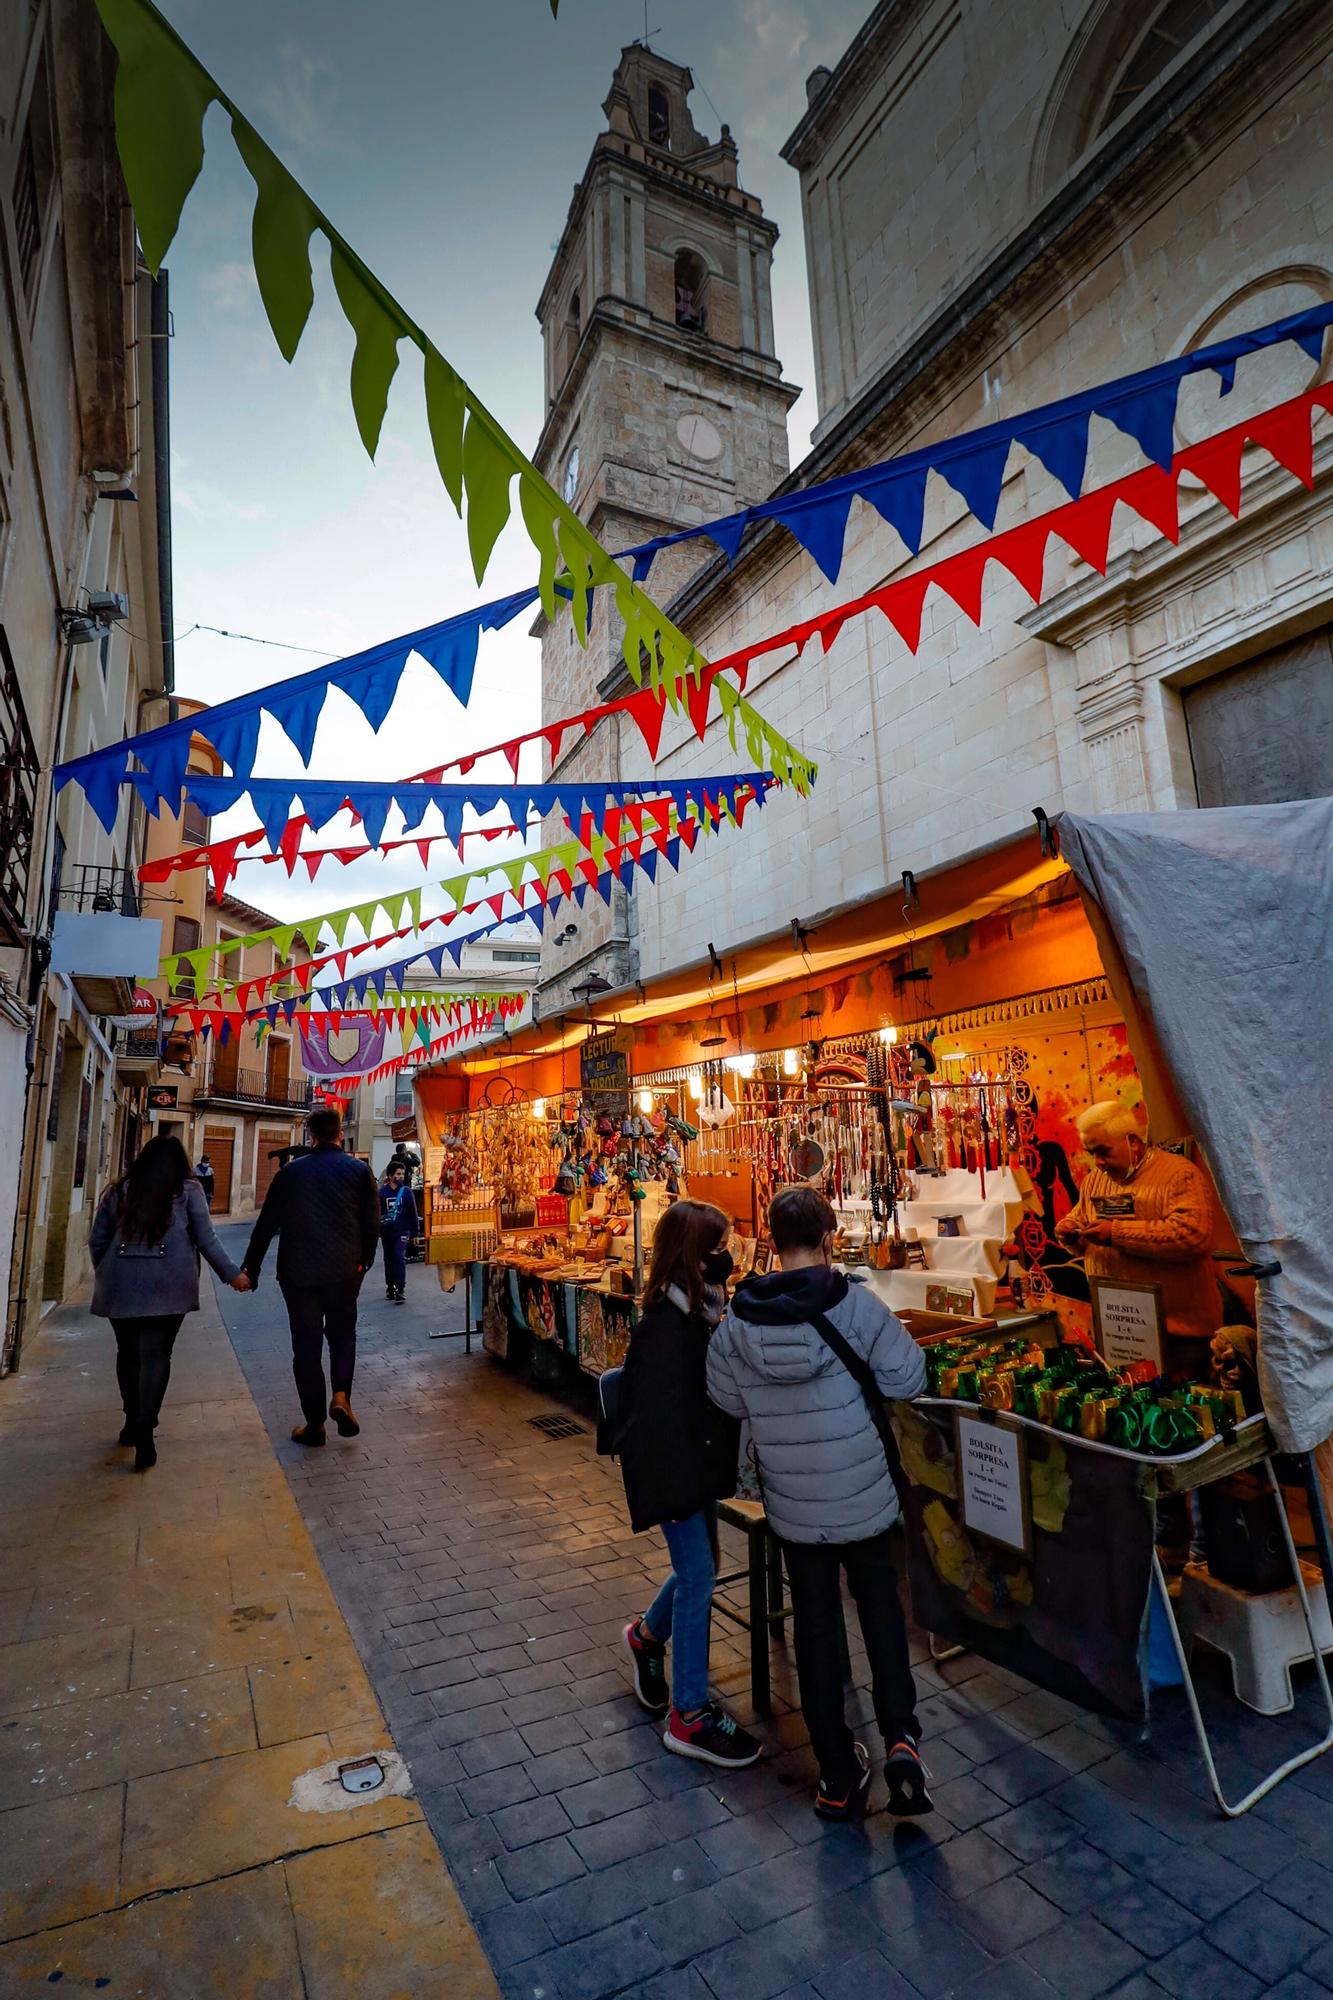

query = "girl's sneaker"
(814, 1742), (871, 1821)
(663, 1703), (762, 1768)
(622, 1619), (669, 1716)
(885, 1736), (933, 1816)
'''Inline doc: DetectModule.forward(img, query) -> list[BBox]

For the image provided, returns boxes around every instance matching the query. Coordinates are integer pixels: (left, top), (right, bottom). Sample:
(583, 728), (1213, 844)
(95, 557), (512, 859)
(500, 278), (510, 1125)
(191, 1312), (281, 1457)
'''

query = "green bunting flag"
(92, 0), (727, 706)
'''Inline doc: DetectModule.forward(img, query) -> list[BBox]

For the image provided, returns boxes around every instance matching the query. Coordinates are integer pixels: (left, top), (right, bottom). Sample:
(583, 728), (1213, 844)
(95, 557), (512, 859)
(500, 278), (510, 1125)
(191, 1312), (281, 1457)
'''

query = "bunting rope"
(157, 782), (771, 986)
(701, 381), (1333, 678)
(92, 0), (723, 718)
(618, 303), (1333, 586)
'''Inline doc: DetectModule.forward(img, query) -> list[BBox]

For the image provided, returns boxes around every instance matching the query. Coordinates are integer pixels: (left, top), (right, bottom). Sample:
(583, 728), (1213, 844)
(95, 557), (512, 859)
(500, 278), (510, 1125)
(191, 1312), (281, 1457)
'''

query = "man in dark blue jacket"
(377, 1163), (419, 1304)
(244, 1108), (379, 1446)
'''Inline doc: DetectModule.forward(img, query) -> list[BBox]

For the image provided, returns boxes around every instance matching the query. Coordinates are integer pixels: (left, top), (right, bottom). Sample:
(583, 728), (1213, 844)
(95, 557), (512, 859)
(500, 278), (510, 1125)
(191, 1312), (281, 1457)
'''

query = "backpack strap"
(809, 1308), (910, 1508)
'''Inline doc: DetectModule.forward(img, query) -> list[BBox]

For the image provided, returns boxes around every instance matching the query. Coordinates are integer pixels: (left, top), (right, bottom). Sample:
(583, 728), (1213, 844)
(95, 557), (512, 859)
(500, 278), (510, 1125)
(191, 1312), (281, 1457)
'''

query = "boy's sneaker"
(814, 1741), (871, 1822)
(622, 1619), (669, 1716)
(663, 1703), (762, 1768)
(884, 1736), (933, 1816)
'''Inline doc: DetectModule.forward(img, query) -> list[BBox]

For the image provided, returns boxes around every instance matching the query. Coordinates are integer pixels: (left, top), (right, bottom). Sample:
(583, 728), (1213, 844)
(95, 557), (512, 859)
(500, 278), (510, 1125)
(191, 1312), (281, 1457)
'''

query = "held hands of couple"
(230, 1271), (253, 1293)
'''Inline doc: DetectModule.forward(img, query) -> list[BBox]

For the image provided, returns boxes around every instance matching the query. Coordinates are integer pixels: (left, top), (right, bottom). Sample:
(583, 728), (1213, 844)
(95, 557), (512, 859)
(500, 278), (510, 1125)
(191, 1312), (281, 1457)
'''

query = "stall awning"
(1057, 802), (1333, 1453)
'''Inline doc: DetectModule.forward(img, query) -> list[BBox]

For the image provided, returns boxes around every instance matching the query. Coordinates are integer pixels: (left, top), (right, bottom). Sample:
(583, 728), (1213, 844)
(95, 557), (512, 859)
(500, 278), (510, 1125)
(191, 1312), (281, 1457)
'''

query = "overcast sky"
(155, 0), (870, 936)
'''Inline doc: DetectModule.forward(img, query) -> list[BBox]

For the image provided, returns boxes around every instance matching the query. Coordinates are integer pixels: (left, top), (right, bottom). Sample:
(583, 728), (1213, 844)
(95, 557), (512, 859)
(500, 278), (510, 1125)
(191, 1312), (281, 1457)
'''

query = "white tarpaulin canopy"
(1056, 802), (1333, 1453)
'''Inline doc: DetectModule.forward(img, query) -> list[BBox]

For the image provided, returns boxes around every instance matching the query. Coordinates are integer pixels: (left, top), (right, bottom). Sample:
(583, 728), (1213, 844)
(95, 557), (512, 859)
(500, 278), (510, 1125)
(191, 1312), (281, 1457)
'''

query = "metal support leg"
(766, 1532), (785, 1636)
(1300, 1448), (1333, 1624)
(748, 1524), (771, 1715)
(1153, 1456), (1333, 1817)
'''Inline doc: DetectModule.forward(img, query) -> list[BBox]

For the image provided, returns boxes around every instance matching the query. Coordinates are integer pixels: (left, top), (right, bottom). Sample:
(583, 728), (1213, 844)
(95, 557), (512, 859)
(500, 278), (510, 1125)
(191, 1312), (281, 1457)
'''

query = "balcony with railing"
(196, 1056), (314, 1111)
(58, 864), (141, 917)
(0, 630), (40, 951)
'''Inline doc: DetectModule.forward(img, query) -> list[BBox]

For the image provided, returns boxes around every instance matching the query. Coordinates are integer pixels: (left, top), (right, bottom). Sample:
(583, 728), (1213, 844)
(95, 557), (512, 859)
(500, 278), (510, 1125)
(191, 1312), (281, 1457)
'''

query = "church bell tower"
(533, 44), (797, 1015)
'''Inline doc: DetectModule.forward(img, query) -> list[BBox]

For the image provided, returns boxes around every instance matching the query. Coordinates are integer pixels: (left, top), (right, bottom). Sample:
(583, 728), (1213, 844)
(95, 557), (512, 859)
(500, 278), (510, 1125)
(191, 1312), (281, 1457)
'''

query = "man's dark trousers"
(282, 1279), (361, 1427)
(780, 1529), (919, 1787)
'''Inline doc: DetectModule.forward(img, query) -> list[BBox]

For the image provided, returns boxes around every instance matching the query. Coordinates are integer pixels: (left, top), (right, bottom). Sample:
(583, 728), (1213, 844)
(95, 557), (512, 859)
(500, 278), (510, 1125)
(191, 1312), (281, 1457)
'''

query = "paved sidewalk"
(215, 1246), (1333, 2000)
(0, 1277), (497, 1997)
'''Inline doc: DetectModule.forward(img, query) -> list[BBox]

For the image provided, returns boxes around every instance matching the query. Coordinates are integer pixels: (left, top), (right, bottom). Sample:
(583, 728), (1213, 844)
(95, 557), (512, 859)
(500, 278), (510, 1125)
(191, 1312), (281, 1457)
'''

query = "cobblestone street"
(215, 1241), (1333, 2000)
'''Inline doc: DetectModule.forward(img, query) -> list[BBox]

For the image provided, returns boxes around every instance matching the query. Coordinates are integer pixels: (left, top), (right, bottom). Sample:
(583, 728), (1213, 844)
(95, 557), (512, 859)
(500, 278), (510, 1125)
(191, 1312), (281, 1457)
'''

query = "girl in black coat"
(618, 1200), (760, 1769)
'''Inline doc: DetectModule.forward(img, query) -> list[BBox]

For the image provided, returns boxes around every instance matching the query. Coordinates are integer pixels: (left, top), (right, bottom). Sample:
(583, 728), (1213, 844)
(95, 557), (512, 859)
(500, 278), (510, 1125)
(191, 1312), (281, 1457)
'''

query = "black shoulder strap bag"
(809, 1309), (910, 1511)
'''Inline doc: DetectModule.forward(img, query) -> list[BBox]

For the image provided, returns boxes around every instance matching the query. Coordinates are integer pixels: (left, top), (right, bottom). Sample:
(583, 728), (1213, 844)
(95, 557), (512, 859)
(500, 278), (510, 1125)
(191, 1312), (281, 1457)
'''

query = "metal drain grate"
(528, 1413), (587, 1441)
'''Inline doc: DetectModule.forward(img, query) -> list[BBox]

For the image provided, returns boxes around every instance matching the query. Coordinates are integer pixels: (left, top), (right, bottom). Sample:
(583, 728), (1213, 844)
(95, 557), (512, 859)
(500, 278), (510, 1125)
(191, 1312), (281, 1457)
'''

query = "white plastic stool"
(1175, 1559), (1333, 1715)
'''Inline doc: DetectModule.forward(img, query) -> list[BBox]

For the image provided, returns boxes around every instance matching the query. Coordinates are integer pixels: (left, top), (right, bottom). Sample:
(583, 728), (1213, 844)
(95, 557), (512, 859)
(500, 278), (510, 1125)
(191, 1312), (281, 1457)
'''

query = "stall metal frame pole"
(428, 1260), (474, 1352)
(1152, 1453), (1333, 1818)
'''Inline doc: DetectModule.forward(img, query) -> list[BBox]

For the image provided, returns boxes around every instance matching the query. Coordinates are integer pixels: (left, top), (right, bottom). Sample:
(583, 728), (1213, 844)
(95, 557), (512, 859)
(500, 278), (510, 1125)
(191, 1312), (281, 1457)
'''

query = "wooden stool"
(712, 1498), (791, 1714)
(1175, 1559), (1333, 1715)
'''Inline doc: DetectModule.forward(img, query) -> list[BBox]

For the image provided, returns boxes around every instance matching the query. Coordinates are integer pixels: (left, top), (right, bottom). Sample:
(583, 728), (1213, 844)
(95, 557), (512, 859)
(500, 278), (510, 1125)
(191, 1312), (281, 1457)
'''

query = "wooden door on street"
(202, 1126), (235, 1213)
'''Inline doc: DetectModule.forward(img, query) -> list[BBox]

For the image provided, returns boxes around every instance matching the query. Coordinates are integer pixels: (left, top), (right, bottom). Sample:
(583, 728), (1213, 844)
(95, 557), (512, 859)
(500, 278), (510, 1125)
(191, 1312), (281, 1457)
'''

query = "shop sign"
(147, 1084), (179, 1110)
(131, 985), (158, 1015)
(955, 1411), (1031, 1555)
(390, 1114), (418, 1142)
(580, 1024), (633, 1118)
(1089, 1279), (1164, 1373)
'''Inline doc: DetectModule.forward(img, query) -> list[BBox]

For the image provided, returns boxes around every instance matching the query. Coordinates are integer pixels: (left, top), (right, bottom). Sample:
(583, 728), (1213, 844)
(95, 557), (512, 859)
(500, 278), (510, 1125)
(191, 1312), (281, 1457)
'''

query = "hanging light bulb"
(879, 1025), (898, 1045)
(531, 1098), (545, 1120)
(782, 1047), (799, 1076)
(689, 1073), (704, 1101)
(638, 1088), (654, 1115)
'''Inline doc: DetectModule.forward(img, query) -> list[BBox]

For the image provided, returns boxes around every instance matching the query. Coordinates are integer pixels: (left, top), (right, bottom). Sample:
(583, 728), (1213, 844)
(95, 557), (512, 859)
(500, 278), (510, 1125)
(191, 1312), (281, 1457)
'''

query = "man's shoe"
(663, 1704), (761, 1768)
(132, 1437), (157, 1472)
(385, 1287), (395, 1301)
(884, 1737), (933, 1816)
(393, 1290), (405, 1304)
(291, 1422), (326, 1447)
(330, 1394), (360, 1438)
(814, 1742), (871, 1822)
(623, 1619), (669, 1716)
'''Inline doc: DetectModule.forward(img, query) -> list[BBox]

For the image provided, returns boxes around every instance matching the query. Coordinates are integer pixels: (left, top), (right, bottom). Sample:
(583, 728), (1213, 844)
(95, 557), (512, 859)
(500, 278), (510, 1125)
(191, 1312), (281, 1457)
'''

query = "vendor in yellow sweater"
(1055, 1101), (1218, 1378)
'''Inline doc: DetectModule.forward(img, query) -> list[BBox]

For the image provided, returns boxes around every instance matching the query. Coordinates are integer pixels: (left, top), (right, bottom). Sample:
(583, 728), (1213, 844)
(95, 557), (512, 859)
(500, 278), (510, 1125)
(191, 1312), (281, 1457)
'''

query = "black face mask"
(702, 1247), (734, 1285)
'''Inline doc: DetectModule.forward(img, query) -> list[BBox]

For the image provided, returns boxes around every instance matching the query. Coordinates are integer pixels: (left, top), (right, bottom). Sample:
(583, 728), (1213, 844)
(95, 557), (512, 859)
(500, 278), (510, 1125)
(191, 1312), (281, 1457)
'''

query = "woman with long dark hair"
(616, 1199), (760, 1769)
(89, 1135), (250, 1469)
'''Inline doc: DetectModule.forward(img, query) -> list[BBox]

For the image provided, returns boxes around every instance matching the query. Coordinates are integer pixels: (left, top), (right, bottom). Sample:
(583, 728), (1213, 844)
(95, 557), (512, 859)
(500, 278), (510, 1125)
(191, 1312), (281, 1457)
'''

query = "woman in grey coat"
(90, 1135), (250, 1470)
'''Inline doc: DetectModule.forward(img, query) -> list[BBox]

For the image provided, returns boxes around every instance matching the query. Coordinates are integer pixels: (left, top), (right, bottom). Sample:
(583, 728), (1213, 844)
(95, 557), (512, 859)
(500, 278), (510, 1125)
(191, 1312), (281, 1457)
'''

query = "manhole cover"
(528, 1413), (586, 1441)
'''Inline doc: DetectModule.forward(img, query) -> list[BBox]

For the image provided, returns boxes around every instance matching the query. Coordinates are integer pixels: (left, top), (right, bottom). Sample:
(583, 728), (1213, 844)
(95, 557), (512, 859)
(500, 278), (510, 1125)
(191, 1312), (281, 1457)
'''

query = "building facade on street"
(1, 0), (175, 1366)
(140, 747), (316, 1216)
(530, 0), (1332, 1025)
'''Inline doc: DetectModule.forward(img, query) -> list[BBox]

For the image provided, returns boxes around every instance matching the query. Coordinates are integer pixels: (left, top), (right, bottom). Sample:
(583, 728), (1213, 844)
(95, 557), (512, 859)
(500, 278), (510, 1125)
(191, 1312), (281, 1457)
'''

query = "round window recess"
(675, 412), (723, 462)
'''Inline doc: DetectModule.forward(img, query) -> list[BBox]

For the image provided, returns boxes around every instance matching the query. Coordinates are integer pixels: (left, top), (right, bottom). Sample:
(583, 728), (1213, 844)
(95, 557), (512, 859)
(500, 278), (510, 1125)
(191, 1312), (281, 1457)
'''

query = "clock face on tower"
(675, 412), (723, 462)
(563, 445), (581, 503)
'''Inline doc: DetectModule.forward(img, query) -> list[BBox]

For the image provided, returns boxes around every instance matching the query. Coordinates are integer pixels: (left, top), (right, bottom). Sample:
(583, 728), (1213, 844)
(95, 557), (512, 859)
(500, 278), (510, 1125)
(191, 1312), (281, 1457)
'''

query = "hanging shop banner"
(893, 1402), (1156, 1719)
(580, 1025), (634, 1121)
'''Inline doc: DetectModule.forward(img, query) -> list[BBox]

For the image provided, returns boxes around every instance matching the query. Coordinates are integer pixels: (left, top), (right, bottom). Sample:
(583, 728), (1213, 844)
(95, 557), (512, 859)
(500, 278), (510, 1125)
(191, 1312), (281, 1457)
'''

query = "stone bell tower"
(533, 43), (797, 1016)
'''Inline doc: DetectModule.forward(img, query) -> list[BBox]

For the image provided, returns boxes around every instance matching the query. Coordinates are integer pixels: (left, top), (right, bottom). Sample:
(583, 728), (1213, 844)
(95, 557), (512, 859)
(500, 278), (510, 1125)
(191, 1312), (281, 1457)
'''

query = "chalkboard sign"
(581, 1025), (633, 1119)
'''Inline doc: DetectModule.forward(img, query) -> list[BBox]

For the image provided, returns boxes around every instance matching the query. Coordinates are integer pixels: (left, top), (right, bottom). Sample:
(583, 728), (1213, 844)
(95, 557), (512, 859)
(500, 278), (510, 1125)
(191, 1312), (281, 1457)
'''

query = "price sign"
(955, 1411), (1031, 1555)
(1089, 1279), (1164, 1373)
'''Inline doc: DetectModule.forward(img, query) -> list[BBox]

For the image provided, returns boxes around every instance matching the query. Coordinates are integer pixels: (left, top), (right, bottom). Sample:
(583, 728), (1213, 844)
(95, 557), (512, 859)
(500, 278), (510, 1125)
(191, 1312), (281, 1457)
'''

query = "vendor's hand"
(1080, 1220), (1114, 1246)
(231, 1272), (252, 1293)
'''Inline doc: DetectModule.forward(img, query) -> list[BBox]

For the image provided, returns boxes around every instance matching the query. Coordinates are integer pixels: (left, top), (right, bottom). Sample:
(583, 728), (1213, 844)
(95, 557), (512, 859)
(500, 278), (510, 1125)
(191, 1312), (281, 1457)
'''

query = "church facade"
(534, 1), (1333, 1018)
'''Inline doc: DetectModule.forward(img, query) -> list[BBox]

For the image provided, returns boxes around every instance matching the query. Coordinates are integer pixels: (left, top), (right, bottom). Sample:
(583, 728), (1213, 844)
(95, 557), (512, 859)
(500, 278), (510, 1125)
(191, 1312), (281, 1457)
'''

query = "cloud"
(257, 42), (338, 155)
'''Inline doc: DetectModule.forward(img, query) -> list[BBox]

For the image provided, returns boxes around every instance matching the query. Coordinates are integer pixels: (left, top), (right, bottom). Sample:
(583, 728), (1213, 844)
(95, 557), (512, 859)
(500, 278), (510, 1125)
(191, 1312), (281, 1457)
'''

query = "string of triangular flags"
(160, 787), (767, 989)
(700, 381), (1333, 678)
(91, 0), (727, 733)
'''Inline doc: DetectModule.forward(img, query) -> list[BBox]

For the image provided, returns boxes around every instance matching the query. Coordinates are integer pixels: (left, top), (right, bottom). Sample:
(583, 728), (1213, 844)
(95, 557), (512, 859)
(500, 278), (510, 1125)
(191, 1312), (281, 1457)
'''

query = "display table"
(461, 1258), (638, 1378)
(894, 1394), (1333, 1816)
(839, 1167), (1021, 1314)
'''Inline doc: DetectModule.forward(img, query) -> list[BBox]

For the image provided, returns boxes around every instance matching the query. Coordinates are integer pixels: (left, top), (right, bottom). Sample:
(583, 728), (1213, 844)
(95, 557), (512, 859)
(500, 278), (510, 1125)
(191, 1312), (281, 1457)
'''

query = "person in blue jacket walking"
(378, 1162), (419, 1304)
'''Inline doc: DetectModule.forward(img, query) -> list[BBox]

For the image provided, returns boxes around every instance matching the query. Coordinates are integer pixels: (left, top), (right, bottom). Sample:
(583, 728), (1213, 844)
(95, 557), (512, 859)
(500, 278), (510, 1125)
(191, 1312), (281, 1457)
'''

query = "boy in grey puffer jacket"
(707, 1185), (930, 1821)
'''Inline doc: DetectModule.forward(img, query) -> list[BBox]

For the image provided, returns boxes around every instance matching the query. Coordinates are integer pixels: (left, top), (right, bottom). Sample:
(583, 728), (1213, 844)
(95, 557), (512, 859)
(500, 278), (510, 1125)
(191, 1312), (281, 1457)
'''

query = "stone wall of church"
(625, 0), (1333, 987)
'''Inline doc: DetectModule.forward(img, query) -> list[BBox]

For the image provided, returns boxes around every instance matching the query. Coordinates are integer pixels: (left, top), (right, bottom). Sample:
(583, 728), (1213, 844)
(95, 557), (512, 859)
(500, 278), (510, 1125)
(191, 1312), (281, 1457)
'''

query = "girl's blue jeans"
(642, 1508), (715, 1714)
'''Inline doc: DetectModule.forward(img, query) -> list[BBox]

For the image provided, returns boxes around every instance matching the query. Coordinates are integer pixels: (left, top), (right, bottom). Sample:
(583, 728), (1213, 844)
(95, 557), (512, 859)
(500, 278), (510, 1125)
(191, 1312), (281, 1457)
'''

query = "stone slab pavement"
(212, 1240), (1333, 2000)
(0, 1273), (497, 1999)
